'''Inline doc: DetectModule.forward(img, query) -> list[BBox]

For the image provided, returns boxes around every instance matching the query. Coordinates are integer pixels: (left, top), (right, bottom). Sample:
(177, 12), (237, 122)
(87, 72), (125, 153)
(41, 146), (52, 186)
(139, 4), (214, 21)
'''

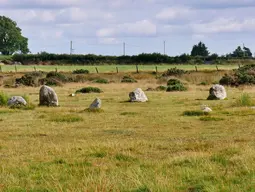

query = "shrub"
(166, 78), (187, 92)
(0, 91), (8, 106)
(162, 67), (187, 77)
(235, 93), (254, 107)
(167, 79), (181, 86)
(46, 71), (68, 82)
(199, 81), (209, 85)
(16, 71), (45, 87)
(76, 87), (103, 93)
(166, 84), (187, 92)
(93, 78), (109, 84)
(39, 78), (63, 86)
(219, 64), (255, 86)
(121, 76), (137, 83)
(73, 69), (89, 74)
(219, 74), (235, 86)
(156, 85), (167, 91)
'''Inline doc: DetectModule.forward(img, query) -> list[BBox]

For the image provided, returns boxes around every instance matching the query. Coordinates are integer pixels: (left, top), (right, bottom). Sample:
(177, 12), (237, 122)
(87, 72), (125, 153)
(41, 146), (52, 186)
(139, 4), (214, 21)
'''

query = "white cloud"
(191, 18), (255, 34)
(96, 20), (157, 37)
(156, 6), (192, 20)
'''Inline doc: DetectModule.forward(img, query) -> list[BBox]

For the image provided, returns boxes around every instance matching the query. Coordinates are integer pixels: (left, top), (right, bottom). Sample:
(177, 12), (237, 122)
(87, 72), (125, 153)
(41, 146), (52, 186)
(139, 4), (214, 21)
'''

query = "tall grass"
(234, 93), (255, 107)
(0, 91), (8, 106)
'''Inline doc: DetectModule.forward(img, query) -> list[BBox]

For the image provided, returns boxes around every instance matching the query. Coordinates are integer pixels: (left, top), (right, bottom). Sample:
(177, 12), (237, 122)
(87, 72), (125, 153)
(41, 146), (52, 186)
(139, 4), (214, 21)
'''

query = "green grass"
(0, 64), (238, 73)
(234, 92), (255, 107)
(0, 78), (255, 191)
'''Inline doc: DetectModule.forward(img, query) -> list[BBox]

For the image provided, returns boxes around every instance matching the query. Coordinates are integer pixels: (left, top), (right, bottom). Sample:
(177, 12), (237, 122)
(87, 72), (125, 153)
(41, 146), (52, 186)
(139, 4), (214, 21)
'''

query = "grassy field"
(0, 75), (255, 191)
(0, 64), (239, 73)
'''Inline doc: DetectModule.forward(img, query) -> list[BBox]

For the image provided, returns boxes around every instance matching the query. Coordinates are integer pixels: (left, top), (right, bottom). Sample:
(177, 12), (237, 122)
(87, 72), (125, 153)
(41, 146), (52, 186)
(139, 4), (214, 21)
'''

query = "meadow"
(0, 64), (238, 73)
(0, 69), (255, 191)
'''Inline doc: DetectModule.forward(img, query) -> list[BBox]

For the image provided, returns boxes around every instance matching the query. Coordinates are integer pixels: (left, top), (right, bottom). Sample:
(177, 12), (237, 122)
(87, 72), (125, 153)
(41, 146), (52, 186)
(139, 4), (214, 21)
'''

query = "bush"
(76, 87), (103, 93)
(166, 78), (187, 92)
(39, 78), (63, 86)
(121, 76), (137, 83)
(167, 79), (181, 86)
(156, 85), (167, 91)
(0, 91), (8, 106)
(46, 71), (68, 82)
(235, 93), (254, 107)
(166, 84), (187, 92)
(73, 69), (89, 74)
(162, 67), (187, 77)
(219, 74), (235, 86)
(93, 78), (109, 84)
(16, 71), (45, 87)
(219, 64), (255, 86)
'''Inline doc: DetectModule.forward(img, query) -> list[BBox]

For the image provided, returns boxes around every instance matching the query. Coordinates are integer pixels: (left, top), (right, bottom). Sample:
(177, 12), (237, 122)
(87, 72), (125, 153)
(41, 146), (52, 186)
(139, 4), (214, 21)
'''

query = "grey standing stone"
(207, 84), (227, 100)
(129, 88), (148, 102)
(201, 105), (212, 113)
(7, 96), (27, 107)
(89, 98), (101, 109)
(39, 85), (58, 106)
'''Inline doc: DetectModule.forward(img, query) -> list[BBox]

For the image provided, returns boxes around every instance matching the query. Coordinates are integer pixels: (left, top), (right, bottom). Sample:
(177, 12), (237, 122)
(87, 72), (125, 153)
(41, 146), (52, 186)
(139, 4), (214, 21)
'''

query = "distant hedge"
(12, 52), (254, 65)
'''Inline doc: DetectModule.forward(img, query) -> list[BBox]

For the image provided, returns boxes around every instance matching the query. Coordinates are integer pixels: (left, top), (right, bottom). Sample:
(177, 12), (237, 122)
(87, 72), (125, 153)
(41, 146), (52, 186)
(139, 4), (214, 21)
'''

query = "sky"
(1, 0), (255, 56)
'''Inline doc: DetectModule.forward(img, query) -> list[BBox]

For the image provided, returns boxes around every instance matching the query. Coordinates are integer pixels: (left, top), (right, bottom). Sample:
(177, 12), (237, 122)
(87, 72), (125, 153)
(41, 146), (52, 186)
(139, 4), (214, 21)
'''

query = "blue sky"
(1, 0), (255, 56)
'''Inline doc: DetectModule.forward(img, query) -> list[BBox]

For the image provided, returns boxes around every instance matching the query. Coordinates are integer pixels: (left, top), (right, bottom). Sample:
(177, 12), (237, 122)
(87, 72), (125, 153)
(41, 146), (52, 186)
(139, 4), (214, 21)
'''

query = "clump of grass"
(72, 69), (89, 74)
(0, 91), (8, 106)
(89, 151), (107, 158)
(120, 112), (138, 116)
(234, 93), (255, 107)
(156, 85), (167, 91)
(76, 87), (103, 94)
(84, 108), (104, 113)
(115, 153), (138, 162)
(199, 81), (209, 85)
(93, 78), (109, 84)
(121, 75), (137, 83)
(200, 116), (224, 121)
(131, 186), (151, 192)
(183, 110), (209, 116)
(50, 115), (83, 122)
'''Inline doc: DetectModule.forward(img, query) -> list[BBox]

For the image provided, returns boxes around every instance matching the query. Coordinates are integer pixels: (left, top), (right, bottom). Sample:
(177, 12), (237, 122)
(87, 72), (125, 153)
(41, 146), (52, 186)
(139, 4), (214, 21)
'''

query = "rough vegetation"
(76, 87), (103, 94)
(220, 64), (255, 86)
(166, 78), (187, 92)
(162, 67), (188, 77)
(121, 75), (137, 83)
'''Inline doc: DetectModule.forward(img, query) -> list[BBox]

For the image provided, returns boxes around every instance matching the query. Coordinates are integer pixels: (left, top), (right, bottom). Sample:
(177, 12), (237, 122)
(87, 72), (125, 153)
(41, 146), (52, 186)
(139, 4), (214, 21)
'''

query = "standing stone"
(129, 88), (148, 102)
(207, 84), (227, 100)
(39, 85), (58, 106)
(89, 98), (101, 109)
(7, 96), (27, 107)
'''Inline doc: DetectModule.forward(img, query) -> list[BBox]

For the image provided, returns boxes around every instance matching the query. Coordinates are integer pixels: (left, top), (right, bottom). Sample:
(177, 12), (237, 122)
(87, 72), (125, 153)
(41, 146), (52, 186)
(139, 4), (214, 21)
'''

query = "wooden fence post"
(55, 68), (58, 72)
(15, 65), (17, 73)
(216, 65), (219, 71)
(155, 66), (158, 74)
(0, 66), (2, 73)
(95, 67), (99, 73)
(136, 64), (139, 73)
(34, 66), (37, 72)
(195, 66), (198, 72)
(116, 67), (119, 73)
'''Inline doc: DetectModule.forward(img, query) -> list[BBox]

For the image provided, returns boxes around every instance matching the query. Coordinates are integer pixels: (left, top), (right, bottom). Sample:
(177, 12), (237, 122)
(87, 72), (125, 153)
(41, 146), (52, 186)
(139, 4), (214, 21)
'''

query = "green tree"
(0, 16), (30, 55)
(191, 41), (209, 57)
(243, 46), (252, 57)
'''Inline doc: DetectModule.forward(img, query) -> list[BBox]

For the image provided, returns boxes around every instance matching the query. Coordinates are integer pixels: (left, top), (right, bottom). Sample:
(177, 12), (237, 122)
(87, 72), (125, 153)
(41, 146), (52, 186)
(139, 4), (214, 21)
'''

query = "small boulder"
(207, 84), (227, 100)
(7, 96), (27, 107)
(129, 88), (148, 102)
(201, 105), (212, 113)
(89, 98), (101, 109)
(39, 85), (58, 106)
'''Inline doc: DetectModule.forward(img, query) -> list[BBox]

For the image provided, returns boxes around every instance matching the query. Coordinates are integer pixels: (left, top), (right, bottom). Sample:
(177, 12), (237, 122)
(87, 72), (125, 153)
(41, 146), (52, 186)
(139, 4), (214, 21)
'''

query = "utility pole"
(123, 42), (126, 56)
(163, 40), (166, 55)
(70, 41), (74, 55)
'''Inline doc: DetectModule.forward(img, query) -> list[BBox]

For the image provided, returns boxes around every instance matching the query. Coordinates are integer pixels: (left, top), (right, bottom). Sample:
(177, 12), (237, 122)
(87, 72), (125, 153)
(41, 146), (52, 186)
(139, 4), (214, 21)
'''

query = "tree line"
(0, 15), (254, 65)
